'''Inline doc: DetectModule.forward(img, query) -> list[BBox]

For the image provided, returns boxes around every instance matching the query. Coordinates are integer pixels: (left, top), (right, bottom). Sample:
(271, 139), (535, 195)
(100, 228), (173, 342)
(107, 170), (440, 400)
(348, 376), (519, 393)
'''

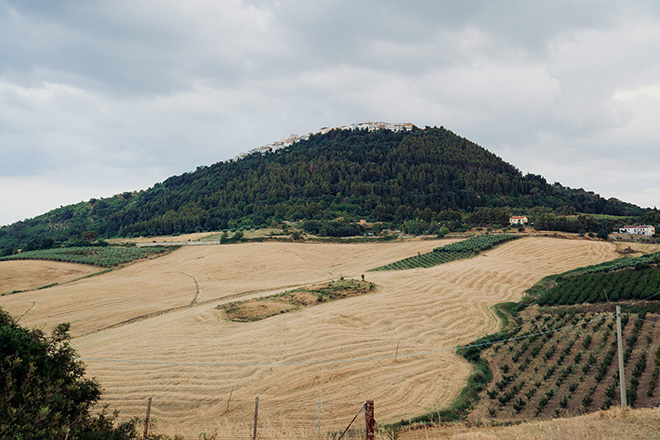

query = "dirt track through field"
(17, 237), (627, 435)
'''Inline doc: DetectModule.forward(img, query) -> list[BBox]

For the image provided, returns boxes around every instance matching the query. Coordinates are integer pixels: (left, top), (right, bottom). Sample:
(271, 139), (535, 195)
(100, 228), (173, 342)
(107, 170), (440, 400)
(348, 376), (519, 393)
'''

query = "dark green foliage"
(595, 349), (616, 382)
(0, 126), (648, 250)
(433, 234), (520, 253)
(0, 308), (139, 439)
(535, 254), (660, 306)
(0, 246), (173, 267)
(649, 345), (660, 396)
(372, 234), (520, 271)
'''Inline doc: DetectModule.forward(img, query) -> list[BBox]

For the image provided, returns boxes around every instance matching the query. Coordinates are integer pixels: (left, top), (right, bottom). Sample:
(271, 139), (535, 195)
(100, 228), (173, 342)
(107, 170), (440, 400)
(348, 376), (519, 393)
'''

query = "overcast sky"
(1, 0), (659, 226)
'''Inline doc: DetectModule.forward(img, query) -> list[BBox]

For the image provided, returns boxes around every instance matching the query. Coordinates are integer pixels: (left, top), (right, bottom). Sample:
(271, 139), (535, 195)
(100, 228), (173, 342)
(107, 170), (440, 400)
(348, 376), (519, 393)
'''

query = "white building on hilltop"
(619, 225), (655, 236)
(230, 122), (415, 162)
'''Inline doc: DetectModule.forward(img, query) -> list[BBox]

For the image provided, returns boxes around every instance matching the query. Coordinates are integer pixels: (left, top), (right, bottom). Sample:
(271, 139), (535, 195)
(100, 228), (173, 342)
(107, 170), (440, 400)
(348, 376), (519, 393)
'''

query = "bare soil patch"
(222, 299), (297, 321)
(219, 279), (376, 321)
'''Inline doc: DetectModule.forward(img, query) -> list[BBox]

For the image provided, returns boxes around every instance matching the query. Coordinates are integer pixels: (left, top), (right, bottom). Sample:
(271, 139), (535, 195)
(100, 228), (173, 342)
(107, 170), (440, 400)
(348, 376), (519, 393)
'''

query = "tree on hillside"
(0, 309), (139, 439)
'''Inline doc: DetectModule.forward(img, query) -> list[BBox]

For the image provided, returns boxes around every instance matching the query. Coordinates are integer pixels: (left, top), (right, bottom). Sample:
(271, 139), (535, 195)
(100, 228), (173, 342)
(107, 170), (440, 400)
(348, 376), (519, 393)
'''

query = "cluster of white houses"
(231, 122), (415, 161)
(508, 216), (656, 236)
(619, 225), (656, 236)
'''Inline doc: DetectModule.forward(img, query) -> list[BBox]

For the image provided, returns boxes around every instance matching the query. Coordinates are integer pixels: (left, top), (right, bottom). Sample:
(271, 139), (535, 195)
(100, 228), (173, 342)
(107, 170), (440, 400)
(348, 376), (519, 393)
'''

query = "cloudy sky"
(1, 0), (659, 226)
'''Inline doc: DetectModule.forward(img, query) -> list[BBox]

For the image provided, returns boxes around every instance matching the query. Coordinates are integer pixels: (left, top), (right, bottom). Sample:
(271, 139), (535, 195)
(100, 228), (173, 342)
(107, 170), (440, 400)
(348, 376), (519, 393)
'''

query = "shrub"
(0, 308), (139, 439)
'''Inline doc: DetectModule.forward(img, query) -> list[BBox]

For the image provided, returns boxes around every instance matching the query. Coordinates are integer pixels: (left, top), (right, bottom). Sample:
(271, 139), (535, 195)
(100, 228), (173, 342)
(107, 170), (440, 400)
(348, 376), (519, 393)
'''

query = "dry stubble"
(56, 237), (627, 436)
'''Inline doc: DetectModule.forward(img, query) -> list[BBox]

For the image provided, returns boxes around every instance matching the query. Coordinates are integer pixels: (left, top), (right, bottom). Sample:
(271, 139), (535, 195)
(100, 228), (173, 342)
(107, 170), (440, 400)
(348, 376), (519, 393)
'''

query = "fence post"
(143, 397), (152, 440)
(616, 306), (627, 408)
(364, 400), (374, 440)
(252, 397), (259, 440)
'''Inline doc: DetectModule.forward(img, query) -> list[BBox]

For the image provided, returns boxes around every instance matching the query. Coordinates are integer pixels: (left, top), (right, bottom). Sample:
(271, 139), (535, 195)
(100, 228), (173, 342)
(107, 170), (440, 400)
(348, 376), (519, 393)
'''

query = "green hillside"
(0, 126), (653, 252)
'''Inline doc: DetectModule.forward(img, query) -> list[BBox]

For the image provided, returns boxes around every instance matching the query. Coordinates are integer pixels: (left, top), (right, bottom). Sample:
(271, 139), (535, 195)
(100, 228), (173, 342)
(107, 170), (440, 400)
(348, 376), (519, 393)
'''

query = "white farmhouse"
(509, 216), (528, 225)
(619, 225), (656, 236)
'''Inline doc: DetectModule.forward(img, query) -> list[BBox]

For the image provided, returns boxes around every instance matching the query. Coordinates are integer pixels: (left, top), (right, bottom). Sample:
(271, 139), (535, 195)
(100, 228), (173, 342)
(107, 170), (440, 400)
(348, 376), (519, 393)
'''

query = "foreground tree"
(0, 308), (138, 439)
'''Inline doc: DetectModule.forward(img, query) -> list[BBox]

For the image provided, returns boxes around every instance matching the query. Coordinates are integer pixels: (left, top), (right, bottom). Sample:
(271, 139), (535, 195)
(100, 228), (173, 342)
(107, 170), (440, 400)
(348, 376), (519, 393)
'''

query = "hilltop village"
(231, 121), (414, 161)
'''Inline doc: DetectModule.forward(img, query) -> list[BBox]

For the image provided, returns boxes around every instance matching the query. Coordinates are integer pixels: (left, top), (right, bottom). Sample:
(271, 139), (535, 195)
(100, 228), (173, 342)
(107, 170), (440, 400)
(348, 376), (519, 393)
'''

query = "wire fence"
(96, 396), (374, 440)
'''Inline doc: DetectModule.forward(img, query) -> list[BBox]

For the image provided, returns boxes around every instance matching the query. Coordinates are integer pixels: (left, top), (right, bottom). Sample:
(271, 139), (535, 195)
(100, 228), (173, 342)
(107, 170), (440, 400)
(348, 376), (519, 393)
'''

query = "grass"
(218, 279), (377, 322)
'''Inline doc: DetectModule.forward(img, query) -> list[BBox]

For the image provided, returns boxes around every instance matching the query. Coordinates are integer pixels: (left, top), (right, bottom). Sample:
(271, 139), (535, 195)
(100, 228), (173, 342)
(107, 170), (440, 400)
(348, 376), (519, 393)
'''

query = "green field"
(0, 246), (175, 267)
(372, 234), (520, 271)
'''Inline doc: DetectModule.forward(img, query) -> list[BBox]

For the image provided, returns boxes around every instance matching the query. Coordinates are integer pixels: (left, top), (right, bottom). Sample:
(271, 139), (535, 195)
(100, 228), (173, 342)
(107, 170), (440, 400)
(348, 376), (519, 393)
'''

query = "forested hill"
(0, 126), (648, 250)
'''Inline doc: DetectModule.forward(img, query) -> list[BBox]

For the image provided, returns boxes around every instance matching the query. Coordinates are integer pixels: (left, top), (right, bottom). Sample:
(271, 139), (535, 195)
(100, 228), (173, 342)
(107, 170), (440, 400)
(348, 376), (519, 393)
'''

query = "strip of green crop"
(0, 246), (176, 267)
(370, 234), (520, 271)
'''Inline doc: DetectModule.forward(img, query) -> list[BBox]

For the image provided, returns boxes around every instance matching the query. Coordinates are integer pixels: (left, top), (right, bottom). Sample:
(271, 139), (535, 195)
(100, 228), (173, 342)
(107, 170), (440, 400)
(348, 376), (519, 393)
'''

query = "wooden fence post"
(616, 306), (627, 408)
(143, 397), (152, 440)
(252, 397), (259, 440)
(364, 400), (374, 440)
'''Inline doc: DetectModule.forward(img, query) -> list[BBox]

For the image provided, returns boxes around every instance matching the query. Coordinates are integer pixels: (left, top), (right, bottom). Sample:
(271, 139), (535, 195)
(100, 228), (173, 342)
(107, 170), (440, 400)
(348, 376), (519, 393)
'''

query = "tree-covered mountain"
(0, 126), (653, 251)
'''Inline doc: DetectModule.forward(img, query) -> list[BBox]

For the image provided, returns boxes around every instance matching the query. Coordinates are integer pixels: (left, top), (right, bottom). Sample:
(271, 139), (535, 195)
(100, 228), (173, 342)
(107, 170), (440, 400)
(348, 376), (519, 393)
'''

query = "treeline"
(0, 126), (652, 251)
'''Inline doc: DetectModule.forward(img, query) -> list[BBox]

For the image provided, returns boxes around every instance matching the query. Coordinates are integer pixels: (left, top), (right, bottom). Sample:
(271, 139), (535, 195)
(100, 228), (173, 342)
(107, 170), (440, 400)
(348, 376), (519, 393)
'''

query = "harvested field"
(0, 260), (98, 295)
(2, 237), (653, 437)
(17, 237), (626, 436)
(0, 240), (447, 337)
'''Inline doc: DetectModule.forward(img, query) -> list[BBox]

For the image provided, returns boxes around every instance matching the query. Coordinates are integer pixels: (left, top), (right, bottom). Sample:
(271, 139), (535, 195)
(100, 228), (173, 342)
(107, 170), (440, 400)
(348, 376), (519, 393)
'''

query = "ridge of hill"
(0, 125), (649, 251)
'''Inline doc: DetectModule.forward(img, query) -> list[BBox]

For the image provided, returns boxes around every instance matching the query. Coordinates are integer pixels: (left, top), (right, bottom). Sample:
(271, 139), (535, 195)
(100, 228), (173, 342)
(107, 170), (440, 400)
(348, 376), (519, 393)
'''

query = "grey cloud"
(0, 0), (659, 224)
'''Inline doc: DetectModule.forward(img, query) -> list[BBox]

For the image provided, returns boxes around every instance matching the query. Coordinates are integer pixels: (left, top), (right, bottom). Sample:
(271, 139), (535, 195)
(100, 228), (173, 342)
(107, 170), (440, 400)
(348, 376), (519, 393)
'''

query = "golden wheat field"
(0, 237), (654, 438)
(0, 260), (98, 295)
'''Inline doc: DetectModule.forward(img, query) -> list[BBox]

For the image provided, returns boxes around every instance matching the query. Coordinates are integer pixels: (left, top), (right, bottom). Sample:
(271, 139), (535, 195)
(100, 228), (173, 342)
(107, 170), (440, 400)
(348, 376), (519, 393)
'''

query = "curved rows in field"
(64, 237), (626, 435)
(0, 240), (447, 337)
